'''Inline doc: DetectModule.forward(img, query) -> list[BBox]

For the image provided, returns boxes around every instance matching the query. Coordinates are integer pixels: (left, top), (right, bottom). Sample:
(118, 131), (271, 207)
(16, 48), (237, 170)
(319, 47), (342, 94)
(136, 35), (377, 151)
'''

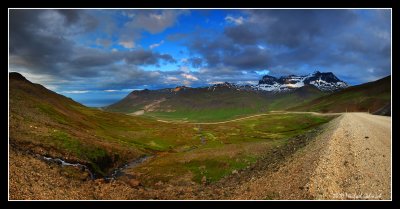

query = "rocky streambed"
(41, 155), (154, 181)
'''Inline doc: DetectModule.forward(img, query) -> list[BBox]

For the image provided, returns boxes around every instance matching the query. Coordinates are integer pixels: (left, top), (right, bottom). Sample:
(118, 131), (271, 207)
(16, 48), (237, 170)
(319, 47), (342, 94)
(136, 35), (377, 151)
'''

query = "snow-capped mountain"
(254, 71), (348, 92)
(206, 71), (347, 93)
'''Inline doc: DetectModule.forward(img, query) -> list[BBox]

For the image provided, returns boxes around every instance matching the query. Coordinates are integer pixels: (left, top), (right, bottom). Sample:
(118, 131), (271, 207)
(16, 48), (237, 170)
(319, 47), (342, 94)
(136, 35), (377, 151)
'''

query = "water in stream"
(41, 155), (153, 181)
(105, 155), (153, 181)
(41, 156), (95, 179)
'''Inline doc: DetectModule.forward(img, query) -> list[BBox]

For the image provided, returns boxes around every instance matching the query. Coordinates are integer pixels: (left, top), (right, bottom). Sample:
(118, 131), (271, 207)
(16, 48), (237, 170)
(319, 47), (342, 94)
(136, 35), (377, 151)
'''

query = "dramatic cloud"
(186, 9), (391, 83)
(123, 10), (189, 34)
(9, 9), (391, 106)
(124, 49), (176, 65)
(188, 57), (203, 68)
(187, 35), (272, 70)
(9, 9), (177, 79)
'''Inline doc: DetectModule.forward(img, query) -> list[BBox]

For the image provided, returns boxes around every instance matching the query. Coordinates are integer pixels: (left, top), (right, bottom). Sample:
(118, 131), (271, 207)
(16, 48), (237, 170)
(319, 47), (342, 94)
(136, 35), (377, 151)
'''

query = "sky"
(9, 9), (391, 107)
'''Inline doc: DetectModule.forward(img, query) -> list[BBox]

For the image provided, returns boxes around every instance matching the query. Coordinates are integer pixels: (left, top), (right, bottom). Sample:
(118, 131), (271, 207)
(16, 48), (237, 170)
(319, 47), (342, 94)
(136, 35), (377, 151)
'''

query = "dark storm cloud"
(185, 9), (390, 83)
(96, 66), (164, 90)
(223, 24), (261, 45)
(56, 9), (99, 32)
(187, 34), (272, 70)
(123, 10), (190, 34)
(241, 10), (356, 47)
(9, 9), (177, 83)
(124, 49), (176, 65)
(117, 10), (189, 47)
(9, 10), (87, 75)
(188, 57), (203, 68)
(56, 9), (80, 25)
(9, 9), (391, 93)
(222, 46), (272, 69)
(70, 51), (120, 68)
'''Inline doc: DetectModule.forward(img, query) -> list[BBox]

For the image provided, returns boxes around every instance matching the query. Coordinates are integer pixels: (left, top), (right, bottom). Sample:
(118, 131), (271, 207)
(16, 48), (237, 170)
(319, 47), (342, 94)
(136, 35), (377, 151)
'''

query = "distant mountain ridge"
(255, 71), (348, 92)
(168, 71), (347, 94)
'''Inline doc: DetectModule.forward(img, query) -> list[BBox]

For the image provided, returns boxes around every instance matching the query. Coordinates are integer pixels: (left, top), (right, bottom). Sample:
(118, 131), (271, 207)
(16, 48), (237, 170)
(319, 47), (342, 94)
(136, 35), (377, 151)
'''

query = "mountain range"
(255, 71), (348, 92)
(175, 71), (348, 93)
(105, 71), (390, 121)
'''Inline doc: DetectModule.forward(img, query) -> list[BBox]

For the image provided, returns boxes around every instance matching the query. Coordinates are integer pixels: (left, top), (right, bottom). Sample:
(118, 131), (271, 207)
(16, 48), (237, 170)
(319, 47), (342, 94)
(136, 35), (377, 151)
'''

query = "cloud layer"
(9, 9), (391, 106)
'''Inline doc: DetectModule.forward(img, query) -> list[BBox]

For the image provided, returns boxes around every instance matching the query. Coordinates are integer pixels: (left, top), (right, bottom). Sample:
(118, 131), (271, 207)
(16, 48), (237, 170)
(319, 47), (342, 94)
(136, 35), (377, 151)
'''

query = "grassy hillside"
(9, 72), (198, 175)
(106, 85), (325, 122)
(105, 86), (273, 122)
(290, 75), (391, 114)
(9, 72), (335, 186)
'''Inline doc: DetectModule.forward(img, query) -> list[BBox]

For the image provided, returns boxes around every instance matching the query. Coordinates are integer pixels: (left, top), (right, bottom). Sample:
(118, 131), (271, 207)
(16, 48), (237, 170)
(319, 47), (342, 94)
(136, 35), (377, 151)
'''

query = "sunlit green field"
(129, 113), (334, 185)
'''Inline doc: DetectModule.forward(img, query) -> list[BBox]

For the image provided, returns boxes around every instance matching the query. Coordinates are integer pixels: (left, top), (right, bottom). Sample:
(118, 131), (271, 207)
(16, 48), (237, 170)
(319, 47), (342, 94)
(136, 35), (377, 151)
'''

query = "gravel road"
(232, 113), (391, 200)
(309, 113), (391, 200)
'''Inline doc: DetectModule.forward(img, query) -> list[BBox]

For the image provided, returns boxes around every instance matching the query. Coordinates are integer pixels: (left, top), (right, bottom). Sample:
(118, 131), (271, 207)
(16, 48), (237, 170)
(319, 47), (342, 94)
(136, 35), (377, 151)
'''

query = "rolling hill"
(105, 82), (326, 122)
(290, 75), (391, 115)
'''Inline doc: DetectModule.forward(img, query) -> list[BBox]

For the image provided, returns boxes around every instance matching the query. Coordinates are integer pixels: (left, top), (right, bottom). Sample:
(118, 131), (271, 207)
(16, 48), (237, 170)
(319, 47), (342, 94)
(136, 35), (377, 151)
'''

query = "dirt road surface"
(231, 113), (391, 200)
(309, 113), (391, 199)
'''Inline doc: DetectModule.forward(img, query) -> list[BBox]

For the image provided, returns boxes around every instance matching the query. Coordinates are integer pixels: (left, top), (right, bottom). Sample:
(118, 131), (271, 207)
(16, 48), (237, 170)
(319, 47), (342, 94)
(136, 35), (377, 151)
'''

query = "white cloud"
(13, 70), (63, 91)
(257, 45), (265, 50)
(122, 88), (139, 92)
(149, 40), (164, 49)
(208, 81), (224, 85)
(44, 85), (59, 91)
(181, 73), (198, 81)
(104, 88), (140, 92)
(61, 90), (90, 94)
(166, 76), (179, 81)
(225, 15), (244, 25)
(119, 40), (135, 49)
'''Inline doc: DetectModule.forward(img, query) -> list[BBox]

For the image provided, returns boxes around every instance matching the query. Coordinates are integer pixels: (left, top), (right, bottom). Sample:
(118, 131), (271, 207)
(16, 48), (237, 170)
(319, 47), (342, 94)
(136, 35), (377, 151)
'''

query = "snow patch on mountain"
(205, 71), (347, 93)
(254, 71), (348, 92)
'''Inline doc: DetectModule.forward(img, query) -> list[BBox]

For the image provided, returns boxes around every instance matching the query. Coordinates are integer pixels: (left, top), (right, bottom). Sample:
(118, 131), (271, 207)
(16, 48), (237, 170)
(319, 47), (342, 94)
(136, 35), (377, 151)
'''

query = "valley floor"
(9, 113), (391, 200)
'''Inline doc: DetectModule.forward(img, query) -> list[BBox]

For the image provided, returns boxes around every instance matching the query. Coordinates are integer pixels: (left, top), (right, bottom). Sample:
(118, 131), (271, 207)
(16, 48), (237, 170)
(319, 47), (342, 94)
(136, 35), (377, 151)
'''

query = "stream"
(105, 155), (154, 181)
(41, 156), (95, 180)
(41, 155), (153, 181)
